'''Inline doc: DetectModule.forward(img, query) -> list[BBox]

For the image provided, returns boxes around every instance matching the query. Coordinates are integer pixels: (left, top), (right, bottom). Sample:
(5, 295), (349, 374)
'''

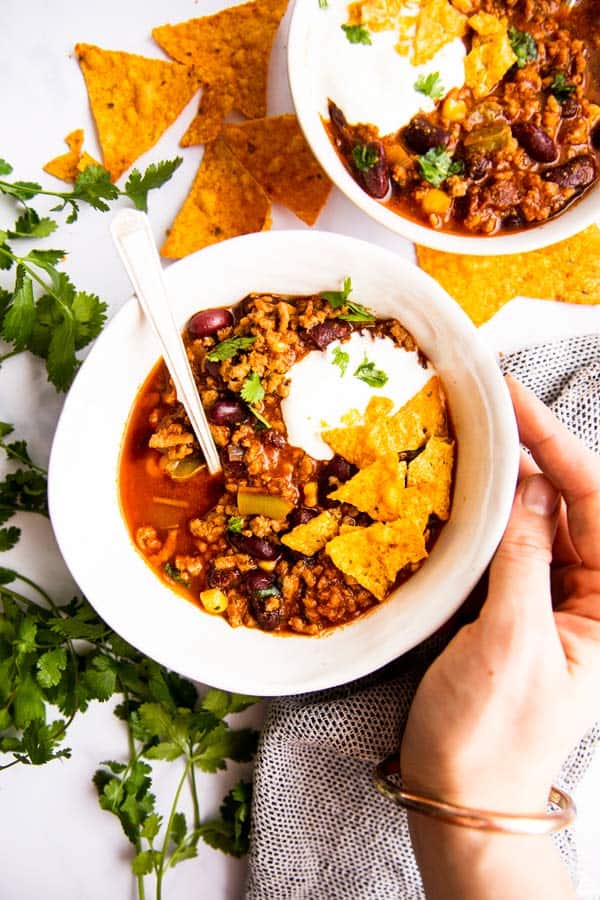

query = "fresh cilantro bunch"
(0, 156), (181, 390)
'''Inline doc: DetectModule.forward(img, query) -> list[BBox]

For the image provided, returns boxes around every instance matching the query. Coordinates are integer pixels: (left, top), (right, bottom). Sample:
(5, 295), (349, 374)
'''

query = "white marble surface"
(0, 1), (599, 898)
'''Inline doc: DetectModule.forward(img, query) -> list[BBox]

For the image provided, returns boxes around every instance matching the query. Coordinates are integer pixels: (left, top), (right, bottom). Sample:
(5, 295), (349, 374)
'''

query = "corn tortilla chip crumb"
(43, 129), (100, 183)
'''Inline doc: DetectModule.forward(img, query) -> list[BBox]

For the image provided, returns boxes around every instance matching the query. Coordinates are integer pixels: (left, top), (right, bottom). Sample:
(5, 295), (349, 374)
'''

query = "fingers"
(519, 449), (579, 567)
(507, 376), (600, 570)
(486, 474), (559, 623)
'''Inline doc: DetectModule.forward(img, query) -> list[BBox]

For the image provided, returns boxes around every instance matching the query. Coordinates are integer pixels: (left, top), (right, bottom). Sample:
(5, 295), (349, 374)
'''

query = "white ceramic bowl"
(287, 0), (600, 256)
(49, 230), (519, 695)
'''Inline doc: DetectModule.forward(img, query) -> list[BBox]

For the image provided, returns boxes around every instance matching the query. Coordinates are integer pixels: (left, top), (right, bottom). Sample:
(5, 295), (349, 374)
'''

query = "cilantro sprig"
(353, 355), (388, 388)
(508, 26), (537, 69)
(342, 24), (372, 45)
(550, 72), (576, 102)
(0, 157), (183, 222)
(352, 144), (379, 172)
(418, 147), (464, 188)
(0, 156), (181, 389)
(414, 71), (445, 100)
(207, 335), (256, 362)
(241, 371), (270, 428)
(321, 276), (375, 324)
(0, 424), (47, 551)
(331, 346), (350, 376)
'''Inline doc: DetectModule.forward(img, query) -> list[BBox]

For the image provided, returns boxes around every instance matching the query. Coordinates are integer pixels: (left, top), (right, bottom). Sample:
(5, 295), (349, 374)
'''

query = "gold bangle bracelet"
(374, 754), (576, 835)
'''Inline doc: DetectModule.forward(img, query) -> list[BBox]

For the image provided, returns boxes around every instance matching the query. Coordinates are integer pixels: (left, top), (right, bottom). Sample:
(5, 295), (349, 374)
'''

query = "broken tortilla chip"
(75, 43), (201, 181)
(153, 0), (288, 142)
(413, 0), (467, 66)
(322, 378), (447, 468)
(222, 115), (333, 226)
(416, 226), (600, 325)
(43, 129), (100, 183)
(407, 437), (454, 520)
(281, 510), (340, 556)
(326, 519), (427, 601)
(464, 17), (516, 99)
(329, 453), (408, 522)
(161, 138), (271, 259)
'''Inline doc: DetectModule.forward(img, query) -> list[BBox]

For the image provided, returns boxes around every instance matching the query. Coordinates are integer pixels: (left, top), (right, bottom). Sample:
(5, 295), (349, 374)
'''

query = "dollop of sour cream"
(316, 0), (466, 135)
(282, 331), (434, 460)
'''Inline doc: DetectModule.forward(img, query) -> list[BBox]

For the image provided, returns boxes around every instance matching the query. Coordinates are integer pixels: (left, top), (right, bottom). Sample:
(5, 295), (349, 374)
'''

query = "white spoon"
(110, 209), (221, 475)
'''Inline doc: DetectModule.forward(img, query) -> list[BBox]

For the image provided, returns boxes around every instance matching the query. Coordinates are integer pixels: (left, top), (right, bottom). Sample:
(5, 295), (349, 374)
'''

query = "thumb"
(486, 474), (560, 620)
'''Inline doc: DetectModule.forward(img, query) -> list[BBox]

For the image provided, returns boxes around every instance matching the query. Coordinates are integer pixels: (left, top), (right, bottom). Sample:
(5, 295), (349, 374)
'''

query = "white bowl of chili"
(288, 0), (600, 255)
(49, 230), (519, 695)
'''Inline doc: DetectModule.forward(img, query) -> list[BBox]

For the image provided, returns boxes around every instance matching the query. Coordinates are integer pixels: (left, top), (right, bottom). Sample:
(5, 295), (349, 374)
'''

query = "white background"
(0, 1), (599, 898)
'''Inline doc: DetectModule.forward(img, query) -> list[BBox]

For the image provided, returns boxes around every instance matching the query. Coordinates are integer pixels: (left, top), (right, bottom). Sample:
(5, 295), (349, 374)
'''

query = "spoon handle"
(110, 209), (221, 475)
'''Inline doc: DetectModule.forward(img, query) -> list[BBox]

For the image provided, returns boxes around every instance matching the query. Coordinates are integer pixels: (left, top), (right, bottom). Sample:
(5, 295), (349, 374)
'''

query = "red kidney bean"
(307, 319), (352, 350)
(323, 455), (355, 484)
(250, 596), (281, 631)
(289, 506), (319, 528)
(543, 154), (596, 189)
(228, 532), (280, 560)
(592, 122), (600, 151)
(245, 570), (276, 594)
(467, 154), (491, 182)
(328, 99), (348, 135)
(560, 96), (578, 119)
(502, 210), (526, 230)
(404, 116), (450, 154)
(355, 141), (389, 199)
(208, 398), (248, 425)
(511, 123), (557, 163)
(207, 562), (240, 589)
(188, 307), (233, 338)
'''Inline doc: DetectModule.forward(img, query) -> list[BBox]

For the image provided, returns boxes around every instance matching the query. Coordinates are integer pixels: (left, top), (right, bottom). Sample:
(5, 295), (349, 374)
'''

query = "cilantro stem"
(121, 694), (147, 900)
(0, 437), (47, 475)
(157, 758), (191, 894)
(189, 754), (201, 831)
(0, 245), (74, 324)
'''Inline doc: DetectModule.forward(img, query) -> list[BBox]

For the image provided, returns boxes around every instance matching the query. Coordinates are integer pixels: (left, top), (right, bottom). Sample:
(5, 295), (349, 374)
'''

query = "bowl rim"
(48, 229), (519, 695)
(286, 0), (599, 257)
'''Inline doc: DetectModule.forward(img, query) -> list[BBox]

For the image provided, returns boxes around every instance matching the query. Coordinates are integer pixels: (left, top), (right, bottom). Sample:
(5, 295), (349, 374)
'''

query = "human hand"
(400, 376), (600, 814)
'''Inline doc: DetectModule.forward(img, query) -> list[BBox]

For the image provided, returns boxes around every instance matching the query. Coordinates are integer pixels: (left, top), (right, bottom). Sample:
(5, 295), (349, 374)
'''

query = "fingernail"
(521, 475), (560, 516)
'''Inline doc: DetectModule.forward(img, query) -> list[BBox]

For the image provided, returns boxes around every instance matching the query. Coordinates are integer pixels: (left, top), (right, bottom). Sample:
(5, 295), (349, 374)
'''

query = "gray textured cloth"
(246, 335), (600, 900)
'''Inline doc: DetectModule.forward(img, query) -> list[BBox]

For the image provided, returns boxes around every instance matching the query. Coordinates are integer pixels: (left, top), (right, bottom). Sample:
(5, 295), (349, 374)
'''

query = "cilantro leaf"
(124, 158), (183, 212)
(8, 209), (58, 239)
(13, 674), (46, 728)
(164, 562), (187, 585)
(194, 724), (258, 773)
(201, 689), (258, 718)
(332, 346), (349, 376)
(508, 26), (537, 69)
(417, 147), (463, 187)
(131, 850), (158, 876)
(70, 165), (120, 212)
(227, 516), (244, 533)
(0, 159), (13, 176)
(240, 371), (265, 406)
(321, 276), (353, 308)
(550, 72), (576, 102)
(1, 267), (35, 349)
(339, 302), (375, 323)
(198, 781), (253, 858)
(0, 180), (42, 202)
(206, 335), (256, 362)
(36, 648), (68, 689)
(353, 355), (388, 388)
(0, 469), (48, 520)
(352, 144), (378, 172)
(342, 24), (372, 45)
(414, 71), (445, 100)
(72, 292), (108, 350)
(0, 526), (20, 551)
(46, 316), (77, 391)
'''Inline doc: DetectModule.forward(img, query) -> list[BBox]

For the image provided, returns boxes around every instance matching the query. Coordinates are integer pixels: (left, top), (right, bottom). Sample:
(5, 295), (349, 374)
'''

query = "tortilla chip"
(413, 0), (468, 66)
(180, 82), (235, 146)
(43, 129), (100, 183)
(408, 437), (454, 520)
(322, 380), (446, 468)
(281, 510), (340, 556)
(75, 43), (201, 181)
(416, 226), (600, 325)
(222, 115), (333, 226)
(468, 11), (505, 36)
(326, 519), (427, 600)
(161, 139), (270, 259)
(464, 22), (516, 99)
(328, 453), (406, 520)
(153, 0), (288, 141)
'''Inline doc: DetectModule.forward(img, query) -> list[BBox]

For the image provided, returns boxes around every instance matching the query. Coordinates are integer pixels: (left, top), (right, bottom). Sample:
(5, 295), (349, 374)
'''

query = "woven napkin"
(245, 334), (600, 900)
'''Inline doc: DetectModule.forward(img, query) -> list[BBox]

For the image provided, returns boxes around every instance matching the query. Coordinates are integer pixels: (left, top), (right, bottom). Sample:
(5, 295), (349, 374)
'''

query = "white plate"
(49, 230), (519, 695)
(287, 0), (600, 256)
